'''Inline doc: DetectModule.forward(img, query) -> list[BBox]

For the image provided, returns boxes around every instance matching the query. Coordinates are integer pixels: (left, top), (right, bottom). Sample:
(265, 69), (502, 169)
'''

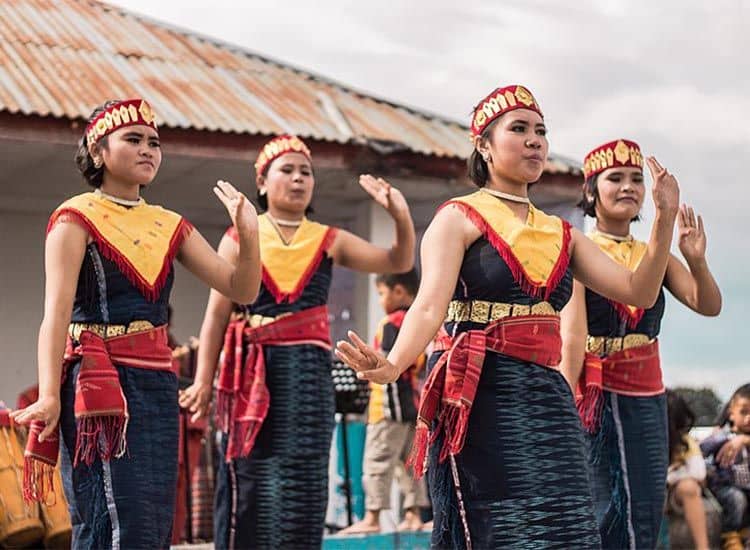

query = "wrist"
(685, 255), (708, 270)
(391, 206), (411, 224)
(38, 392), (60, 402)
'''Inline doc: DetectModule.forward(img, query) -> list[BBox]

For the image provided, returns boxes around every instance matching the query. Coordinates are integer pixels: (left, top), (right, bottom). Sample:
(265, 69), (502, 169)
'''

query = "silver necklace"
(267, 213), (303, 228)
(592, 229), (632, 242)
(481, 187), (530, 204)
(95, 188), (142, 207)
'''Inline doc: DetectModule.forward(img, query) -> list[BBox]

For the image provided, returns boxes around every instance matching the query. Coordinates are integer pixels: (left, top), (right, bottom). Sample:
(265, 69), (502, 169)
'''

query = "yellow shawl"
(444, 190), (570, 299)
(227, 214), (336, 303)
(48, 192), (190, 301)
(588, 231), (648, 327)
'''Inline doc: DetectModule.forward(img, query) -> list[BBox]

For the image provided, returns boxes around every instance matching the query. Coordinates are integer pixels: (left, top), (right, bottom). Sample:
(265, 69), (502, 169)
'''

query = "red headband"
(254, 135), (312, 176)
(583, 139), (643, 180)
(470, 85), (543, 137)
(86, 99), (158, 146)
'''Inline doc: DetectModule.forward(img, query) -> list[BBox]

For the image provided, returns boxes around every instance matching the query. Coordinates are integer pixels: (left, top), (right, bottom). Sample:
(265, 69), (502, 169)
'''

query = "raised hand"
(646, 157), (679, 218)
(214, 180), (258, 237)
(9, 395), (60, 442)
(335, 330), (400, 384)
(359, 175), (410, 220)
(677, 204), (707, 264)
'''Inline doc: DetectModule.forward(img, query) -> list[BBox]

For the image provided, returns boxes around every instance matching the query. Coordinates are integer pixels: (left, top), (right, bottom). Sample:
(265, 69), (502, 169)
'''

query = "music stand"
(331, 359), (370, 528)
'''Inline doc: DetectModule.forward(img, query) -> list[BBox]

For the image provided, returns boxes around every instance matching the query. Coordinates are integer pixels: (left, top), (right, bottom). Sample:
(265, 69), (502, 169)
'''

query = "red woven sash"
(576, 339), (663, 432)
(23, 325), (172, 502)
(216, 305), (331, 461)
(408, 315), (562, 478)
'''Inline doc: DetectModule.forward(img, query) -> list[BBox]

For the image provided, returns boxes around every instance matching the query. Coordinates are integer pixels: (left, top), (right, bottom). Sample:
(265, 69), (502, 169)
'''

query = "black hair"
(717, 383), (750, 427)
(74, 100), (121, 188)
(467, 111), (501, 187)
(255, 156), (314, 215)
(579, 172), (641, 222)
(666, 388), (696, 464)
(375, 268), (420, 297)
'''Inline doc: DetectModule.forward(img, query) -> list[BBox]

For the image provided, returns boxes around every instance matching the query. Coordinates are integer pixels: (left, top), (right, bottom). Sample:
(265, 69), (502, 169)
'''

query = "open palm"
(677, 204), (707, 263)
(214, 180), (258, 236)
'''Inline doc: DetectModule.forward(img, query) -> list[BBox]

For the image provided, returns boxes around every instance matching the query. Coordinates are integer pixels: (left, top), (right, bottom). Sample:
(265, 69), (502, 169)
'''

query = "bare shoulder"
(428, 203), (481, 249)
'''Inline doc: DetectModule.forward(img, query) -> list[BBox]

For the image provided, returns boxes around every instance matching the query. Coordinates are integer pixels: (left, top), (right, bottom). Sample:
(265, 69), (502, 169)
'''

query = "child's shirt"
(667, 434), (706, 486)
(367, 308), (425, 424)
(700, 426), (750, 490)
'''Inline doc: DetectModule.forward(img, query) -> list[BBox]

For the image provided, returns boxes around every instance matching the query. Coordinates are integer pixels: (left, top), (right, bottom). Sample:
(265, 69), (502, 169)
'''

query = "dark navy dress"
(429, 236), (600, 549)
(214, 255), (335, 550)
(60, 243), (179, 549)
(585, 283), (668, 550)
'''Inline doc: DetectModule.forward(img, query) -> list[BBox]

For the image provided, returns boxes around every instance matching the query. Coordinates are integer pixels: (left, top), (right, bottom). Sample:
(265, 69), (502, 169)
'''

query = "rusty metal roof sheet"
(0, 0), (580, 173)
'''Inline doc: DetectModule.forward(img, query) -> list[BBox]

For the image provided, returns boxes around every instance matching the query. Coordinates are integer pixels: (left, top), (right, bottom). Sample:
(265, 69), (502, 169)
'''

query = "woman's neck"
(485, 174), (529, 200)
(266, 205), (305, 223)
(594, 216), (631, 238)
(100, 178), (140, 202)
(485, 176), (530, 220)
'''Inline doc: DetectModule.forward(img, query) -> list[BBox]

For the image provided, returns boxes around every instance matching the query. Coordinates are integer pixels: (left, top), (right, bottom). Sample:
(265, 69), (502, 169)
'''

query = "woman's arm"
(335, 205), (476, 383)
(559, 280), (588, 391)
(10, 221), (88, 441)
(664, 205), (721, 316)
(571, 157), (679, 308)
(178, 181), (261, 304)
(329, 175), (415, 273)
(178, 234), (237, 421)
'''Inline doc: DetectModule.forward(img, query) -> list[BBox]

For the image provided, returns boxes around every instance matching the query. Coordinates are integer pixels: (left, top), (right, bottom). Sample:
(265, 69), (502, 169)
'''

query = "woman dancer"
(562, 139), (721, 549)
(336, 85), (680, 549)
(11, 98), (261, 549)
(179, 134), (415, 548)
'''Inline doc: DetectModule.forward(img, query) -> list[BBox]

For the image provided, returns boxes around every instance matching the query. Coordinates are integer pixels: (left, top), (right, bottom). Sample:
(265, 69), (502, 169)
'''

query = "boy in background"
(341, 269), (429, 534)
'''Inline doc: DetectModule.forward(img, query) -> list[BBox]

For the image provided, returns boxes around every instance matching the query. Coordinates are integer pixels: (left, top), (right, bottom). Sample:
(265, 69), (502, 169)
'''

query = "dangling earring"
(482, 153), (490, 163)
(93, 158), (103, 169)
(259, 188), (267, 196)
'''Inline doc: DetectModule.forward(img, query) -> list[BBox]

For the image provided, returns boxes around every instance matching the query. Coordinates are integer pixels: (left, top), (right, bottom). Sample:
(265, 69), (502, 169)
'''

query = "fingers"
(334, 341), (365, 370)
(347, 330), (381, 365)
(190, 409), (205, 423)
(677, 205), (687, 228)
(8, 407), (26, 421)
(39, 422), (56, 442)
(697, 214), (704, 236)
(687, 207), (698, 229)
(354, 366), (392, 383)
(10, 407), (38, 426)
(645, 156), (665, 179)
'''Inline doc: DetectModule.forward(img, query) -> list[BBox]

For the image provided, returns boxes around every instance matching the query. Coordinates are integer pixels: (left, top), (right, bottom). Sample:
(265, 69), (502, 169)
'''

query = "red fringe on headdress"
(47, 209), (193, 303)
(441, 201), (570, 300)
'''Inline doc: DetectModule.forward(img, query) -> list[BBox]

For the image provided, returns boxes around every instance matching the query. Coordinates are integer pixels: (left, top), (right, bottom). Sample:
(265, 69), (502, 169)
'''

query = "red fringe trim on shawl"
(74, 415), (128, 467)
(48, 209), (193, 303)
(607, 299), (645, 329)
(262, 227), (338, 304)
(441, 201), (571, 300)
(577, 383), (604, 433)
(23, 455), (55, 503)
(406, 421), (430, 480)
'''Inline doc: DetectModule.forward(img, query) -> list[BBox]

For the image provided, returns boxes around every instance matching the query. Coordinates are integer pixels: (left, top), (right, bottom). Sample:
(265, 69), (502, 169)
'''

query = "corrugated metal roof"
(0, 0), (580, 173)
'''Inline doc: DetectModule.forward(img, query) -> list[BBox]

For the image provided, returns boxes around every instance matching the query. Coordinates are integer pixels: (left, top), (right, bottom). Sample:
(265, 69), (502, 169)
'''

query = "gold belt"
(586, 333), (653, 355)
(69, 320), (155, 341)
(231, 311), (290, 329)
(445, 300), (558, 324)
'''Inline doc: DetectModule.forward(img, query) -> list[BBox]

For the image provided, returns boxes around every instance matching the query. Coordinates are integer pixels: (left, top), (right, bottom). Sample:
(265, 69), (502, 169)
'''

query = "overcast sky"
(111, 0), (749, 400)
